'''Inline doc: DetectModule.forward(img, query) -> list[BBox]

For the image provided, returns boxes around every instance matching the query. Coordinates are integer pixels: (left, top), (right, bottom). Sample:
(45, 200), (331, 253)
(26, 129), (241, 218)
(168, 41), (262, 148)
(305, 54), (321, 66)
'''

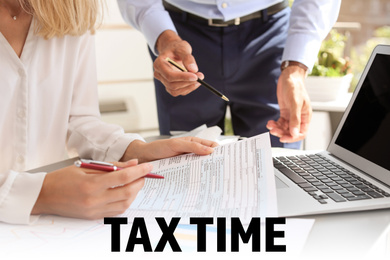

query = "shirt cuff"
(0, 171), (46, 224)
(140, 9), (177, 55)
(104, 133), (145, 162)
(282, 33), (323, 73)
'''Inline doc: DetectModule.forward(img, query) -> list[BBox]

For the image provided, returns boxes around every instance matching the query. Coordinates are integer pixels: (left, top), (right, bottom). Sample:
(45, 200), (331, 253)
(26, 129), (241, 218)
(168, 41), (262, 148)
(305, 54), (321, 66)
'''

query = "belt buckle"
(208, 17), (240, 27)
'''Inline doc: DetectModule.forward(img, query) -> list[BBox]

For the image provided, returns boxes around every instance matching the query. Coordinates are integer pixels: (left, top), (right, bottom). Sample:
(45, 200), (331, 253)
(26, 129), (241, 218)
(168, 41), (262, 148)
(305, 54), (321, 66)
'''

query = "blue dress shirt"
(117, 0), (341, 71)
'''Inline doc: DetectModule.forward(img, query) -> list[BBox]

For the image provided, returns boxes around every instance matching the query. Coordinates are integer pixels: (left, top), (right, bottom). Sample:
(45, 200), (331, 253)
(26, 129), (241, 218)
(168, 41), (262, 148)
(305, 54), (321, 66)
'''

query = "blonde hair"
(21, 0), (103, 39)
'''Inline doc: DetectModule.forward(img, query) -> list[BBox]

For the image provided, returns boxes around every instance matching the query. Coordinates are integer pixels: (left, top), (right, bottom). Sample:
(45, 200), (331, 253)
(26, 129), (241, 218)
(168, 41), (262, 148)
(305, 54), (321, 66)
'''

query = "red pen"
(74, 159), (164, 179)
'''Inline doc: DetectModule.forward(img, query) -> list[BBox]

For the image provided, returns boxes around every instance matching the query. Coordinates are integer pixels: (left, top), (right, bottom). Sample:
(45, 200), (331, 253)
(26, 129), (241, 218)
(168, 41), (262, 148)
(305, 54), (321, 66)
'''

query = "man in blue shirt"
(117, 0), (341, 149)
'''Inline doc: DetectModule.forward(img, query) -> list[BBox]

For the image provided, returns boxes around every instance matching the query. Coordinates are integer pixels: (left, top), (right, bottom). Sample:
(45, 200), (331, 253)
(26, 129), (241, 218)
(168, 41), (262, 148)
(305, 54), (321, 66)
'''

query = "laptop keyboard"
(273, 153), (390, 204)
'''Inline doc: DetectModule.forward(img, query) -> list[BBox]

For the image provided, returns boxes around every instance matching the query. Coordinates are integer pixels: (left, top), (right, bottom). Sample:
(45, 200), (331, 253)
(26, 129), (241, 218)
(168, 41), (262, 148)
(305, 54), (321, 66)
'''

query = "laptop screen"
(334, 52), (390, 172)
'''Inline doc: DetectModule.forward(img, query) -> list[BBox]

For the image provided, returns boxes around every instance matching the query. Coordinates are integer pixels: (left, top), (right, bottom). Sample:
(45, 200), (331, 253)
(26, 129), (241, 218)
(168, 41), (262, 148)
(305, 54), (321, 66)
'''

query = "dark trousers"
(150, 7), (300, 149)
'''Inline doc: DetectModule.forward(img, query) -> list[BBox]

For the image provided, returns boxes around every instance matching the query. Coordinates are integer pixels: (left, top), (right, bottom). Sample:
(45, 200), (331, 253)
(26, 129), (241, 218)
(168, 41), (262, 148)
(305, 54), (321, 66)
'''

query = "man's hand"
(153, 30), (203, 96)
(267, 65), (312, 143)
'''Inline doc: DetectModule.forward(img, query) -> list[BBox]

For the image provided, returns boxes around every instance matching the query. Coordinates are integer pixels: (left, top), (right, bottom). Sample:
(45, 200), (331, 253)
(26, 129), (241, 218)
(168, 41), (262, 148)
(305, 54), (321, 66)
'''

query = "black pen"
(166, 58), (229, 102)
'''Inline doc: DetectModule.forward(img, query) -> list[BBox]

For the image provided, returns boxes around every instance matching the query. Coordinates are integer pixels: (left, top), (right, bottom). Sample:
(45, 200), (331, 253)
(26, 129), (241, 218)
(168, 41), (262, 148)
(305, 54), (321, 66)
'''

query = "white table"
(300, 208), (390, 258)
(1, 141), (386, 260)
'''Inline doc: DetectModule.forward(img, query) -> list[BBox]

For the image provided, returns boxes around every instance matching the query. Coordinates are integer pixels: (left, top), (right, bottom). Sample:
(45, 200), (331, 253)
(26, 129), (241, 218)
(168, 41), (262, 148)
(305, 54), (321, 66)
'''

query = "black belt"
(163, 0), (289, 27)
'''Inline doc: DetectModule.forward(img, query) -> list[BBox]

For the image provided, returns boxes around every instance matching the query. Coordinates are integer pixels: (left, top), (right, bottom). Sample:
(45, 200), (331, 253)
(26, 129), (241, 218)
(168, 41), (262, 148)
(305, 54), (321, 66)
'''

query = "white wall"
(95, 1), (159, 138)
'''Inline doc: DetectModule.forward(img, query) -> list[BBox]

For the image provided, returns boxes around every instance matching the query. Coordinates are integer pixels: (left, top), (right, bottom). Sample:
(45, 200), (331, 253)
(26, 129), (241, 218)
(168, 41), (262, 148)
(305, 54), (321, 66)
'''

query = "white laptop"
(274, 44), (390, 217)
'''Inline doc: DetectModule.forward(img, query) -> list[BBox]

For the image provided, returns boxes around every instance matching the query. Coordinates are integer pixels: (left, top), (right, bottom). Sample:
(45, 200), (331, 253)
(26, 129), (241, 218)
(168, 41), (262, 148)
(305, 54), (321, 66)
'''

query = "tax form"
(122, 132), (277, 224)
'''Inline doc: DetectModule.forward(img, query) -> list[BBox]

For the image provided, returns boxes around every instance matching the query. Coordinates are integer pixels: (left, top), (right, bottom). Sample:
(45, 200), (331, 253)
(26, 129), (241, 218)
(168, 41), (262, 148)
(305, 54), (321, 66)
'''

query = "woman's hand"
(121, 136), (219, 163)
(31, 159), (150, 219)
(31, 136), (217, 219)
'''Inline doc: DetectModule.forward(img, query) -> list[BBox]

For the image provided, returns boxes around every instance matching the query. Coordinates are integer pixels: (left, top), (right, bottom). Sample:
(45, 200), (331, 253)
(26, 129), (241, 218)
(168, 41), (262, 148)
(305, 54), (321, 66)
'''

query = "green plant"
(310, 30), (351, 77)
(374, 26), (390, 38)
(224, 117), (234, 136)
(350, 26), (390, 91)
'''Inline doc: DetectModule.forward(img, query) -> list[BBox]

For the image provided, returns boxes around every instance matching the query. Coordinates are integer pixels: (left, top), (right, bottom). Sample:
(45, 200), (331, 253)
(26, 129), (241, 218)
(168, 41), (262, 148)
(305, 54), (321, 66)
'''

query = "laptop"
(274, 44), (390, 217)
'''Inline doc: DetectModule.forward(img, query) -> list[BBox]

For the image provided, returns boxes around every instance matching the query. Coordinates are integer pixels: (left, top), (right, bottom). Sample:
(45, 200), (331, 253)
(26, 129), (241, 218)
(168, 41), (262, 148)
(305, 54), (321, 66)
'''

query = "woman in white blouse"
(0, 0), (217, 224)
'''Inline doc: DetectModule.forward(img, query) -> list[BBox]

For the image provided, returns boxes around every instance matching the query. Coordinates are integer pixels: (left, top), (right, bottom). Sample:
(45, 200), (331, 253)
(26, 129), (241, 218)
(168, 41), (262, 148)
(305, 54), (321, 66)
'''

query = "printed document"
(121, 132), (277, 223)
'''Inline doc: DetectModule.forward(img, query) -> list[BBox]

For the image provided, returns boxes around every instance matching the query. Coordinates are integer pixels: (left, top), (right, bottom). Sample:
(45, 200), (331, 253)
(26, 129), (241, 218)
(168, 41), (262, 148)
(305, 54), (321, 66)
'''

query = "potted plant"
(305, 30), (352, 102)
(350, 26), (390, 92)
